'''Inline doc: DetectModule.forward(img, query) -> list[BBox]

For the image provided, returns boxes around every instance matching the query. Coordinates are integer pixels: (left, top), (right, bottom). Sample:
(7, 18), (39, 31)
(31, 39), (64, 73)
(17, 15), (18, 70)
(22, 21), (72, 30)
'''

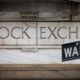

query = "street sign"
(62, 41), (80, 61)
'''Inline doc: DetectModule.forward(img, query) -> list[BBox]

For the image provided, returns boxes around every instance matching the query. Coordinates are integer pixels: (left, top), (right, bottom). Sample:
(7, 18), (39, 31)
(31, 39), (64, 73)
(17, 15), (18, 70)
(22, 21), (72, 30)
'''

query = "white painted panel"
(38, 22), (65, 45)
(63, 22), (80, 43)
(0, 22), (80, 64)
(0, 22), (36, 46)
(0, 22), (80, 48)
(38, 22), (80, 45)
(0, 49), (80, 64)
(17, 22), (37, 45)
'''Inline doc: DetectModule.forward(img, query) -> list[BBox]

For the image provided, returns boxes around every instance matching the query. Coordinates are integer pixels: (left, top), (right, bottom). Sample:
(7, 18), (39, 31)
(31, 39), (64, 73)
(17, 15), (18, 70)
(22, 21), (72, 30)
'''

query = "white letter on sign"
(64, 47), (72, 58)
(72, 47), (79, 57)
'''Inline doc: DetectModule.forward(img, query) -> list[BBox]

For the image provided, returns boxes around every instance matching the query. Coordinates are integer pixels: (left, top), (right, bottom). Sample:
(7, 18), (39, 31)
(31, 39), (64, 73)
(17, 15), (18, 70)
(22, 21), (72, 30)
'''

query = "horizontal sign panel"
(0, 22), (80, 48)
(38, 22), (80, 46)
(0, 22), (37, 46)
(62, 41), (80, 61)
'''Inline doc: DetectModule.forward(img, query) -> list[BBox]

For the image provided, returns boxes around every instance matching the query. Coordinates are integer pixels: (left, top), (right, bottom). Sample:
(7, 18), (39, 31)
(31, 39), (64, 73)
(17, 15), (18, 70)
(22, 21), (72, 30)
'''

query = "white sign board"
(0, 22), (36, 45)
(0, 22), (80, 48)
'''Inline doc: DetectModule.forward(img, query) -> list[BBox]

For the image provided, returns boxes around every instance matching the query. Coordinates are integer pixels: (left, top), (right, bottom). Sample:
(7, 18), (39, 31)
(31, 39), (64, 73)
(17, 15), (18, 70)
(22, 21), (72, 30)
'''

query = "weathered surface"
(0, 22), (79, 47)
(0, 0), (71, 21)
(0, 0), (80, 79)
(0, 64), (80, 79)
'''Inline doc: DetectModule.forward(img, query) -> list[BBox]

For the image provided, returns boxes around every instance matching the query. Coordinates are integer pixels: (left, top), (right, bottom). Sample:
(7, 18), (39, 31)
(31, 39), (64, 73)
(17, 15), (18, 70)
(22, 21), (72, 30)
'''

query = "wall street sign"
(62, 41), (80, 61)
(0, 22), (80, 49)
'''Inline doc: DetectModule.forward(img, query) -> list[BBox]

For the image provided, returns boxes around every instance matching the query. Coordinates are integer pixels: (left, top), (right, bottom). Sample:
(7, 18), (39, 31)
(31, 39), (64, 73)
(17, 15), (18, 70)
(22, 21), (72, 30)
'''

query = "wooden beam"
(0, 64), (80, 71)
(0, 64), (80, 79)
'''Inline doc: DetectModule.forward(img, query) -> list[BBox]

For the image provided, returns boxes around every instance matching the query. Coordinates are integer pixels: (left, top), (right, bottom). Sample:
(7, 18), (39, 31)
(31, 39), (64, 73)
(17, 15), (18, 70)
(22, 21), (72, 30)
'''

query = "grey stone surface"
(0, 0), (71, 21)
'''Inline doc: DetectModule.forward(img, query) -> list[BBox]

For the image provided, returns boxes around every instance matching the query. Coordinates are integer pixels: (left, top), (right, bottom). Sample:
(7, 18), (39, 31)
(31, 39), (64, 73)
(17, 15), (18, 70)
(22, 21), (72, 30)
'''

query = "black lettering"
(40, 27), (46, 39)
(22, 27), (31, 39)
(48, 27), (57, 39)
(11, 27), (20, 39)
(57, 27), (67, 39)
(0, 27), (9, 39)
(69, 27), (78, 39)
